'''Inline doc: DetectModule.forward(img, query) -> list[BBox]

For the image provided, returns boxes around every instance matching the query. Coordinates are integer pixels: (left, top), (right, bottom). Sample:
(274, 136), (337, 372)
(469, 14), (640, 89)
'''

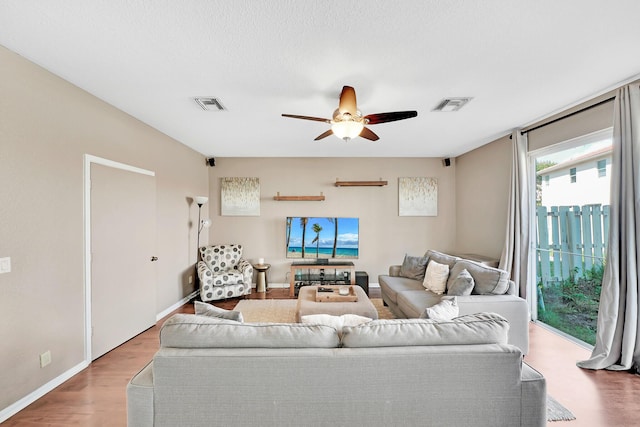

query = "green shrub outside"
(537, 264), (603, 345)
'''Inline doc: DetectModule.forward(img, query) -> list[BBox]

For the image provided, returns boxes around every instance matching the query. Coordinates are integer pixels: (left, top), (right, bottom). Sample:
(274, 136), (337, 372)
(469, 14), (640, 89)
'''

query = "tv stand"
(289, 261), (355, 297)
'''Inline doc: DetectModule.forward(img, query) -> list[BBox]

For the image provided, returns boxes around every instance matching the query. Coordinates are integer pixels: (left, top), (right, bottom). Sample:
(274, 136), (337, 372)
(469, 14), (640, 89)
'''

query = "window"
(533, 130), (612, 346)
(597, 159), (607, 177)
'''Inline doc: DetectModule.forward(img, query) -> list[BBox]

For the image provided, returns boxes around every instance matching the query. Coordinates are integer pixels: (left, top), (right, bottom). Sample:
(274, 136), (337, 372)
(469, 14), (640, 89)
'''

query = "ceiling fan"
(282, 86), (418, 141)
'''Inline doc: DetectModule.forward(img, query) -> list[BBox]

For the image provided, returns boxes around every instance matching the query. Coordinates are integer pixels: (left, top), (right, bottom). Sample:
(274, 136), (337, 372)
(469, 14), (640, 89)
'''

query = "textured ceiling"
(2, 1), (640, 158)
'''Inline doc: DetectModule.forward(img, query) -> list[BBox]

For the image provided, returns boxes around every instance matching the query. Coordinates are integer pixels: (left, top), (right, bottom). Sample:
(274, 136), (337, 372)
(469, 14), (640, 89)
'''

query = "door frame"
(83, 154), (155, 363)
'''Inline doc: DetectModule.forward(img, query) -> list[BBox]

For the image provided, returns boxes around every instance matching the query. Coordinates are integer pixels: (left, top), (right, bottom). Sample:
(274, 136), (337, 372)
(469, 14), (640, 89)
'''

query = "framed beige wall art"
(221, 177), (260, 216)
(398, 177), (438, 216)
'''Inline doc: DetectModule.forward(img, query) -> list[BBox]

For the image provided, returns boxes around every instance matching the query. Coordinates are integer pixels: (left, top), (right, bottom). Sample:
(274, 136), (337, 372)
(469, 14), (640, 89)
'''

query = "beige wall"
(455, 137), (512, 259)
(206, 158), (457, 284)
(0, 46), (207, 411)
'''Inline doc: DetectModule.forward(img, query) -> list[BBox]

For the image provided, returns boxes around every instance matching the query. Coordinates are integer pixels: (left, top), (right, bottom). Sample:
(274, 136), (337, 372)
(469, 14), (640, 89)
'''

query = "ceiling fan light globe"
(331, 120), (364, 141)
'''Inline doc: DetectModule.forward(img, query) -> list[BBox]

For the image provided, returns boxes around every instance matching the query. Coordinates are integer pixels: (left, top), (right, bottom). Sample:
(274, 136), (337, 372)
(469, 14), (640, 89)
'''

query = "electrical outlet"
(40, 350), (51, 368)
(188, 275), (193, 284)
(0, 257), (11, 274)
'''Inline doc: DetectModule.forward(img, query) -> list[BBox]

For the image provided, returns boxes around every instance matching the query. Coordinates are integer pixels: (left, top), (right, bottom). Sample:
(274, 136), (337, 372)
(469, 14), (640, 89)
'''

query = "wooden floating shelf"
(274, 192), (325, 201)
(334, 180), (388, 187)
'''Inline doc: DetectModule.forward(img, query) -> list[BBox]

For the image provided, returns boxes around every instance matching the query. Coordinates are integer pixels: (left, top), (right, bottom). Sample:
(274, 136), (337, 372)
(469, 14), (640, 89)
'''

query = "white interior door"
(90, 162), (156, 360)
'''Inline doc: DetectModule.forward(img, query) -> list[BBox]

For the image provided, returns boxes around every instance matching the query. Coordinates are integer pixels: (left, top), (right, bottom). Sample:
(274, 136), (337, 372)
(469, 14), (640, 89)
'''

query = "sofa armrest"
(389, 265), (402, 276)
(521, 363), (547, 427)
(127, 362), (154, 427)
(238, 258), (254, 285)
(196, 260), (211, 283)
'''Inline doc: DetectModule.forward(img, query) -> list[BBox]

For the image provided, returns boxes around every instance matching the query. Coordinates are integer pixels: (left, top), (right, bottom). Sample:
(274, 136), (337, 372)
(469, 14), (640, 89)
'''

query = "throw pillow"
(194, 301), (244, 322)
(399, 254), (429, 281)
(447, 268), (475, 296)
(420, 297), (459, 321)
(422, 260), (449, 294)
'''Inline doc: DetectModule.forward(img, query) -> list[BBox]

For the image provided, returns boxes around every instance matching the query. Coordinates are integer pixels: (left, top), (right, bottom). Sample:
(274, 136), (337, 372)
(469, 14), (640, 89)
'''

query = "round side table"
(254, 263), (271, 293)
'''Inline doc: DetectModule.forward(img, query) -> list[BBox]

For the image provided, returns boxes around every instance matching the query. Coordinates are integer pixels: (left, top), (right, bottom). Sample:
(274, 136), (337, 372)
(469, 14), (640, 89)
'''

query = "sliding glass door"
(531, 129), (611, 345)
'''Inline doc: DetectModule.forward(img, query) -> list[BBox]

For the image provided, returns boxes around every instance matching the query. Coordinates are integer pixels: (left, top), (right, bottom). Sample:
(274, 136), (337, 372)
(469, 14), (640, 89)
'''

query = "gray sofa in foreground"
(127, 312), (546, 427)
(379, 250), (530, 354)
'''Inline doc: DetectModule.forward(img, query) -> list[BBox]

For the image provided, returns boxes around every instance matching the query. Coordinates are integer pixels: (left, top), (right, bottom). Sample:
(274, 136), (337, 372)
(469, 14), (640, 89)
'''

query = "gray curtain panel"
(499, 130), (530, 299)
(577, 83), (640, 372)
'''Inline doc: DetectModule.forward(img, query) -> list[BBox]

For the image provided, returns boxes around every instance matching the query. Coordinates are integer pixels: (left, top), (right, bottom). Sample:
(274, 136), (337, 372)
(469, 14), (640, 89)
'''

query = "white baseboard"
(0, 360), (89, 423)
(156, 290), (199, 321)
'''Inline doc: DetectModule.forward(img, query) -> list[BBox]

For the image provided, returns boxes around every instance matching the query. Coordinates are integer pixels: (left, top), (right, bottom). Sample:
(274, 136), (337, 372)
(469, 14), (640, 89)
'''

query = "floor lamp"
(194, 196), (210, 292)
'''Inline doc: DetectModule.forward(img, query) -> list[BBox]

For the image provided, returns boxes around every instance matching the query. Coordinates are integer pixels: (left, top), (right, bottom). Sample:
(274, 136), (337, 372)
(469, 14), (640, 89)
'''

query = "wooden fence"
(536, 204), (609, 285)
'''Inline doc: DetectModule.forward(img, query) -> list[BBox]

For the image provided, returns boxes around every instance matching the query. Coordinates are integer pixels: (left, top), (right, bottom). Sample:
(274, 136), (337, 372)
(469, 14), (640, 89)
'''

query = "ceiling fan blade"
(282, 114), (331, 123)
(338, 86), (358, 116)
(314, 129), (334, 141)
(364, 111), (418, 125)
(359, 127), (379, 141)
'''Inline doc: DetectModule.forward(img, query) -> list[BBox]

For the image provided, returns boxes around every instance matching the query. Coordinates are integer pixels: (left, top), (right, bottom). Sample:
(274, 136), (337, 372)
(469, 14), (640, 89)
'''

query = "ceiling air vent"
(194, 97), (227, 111)
(432, 97), (473, 112)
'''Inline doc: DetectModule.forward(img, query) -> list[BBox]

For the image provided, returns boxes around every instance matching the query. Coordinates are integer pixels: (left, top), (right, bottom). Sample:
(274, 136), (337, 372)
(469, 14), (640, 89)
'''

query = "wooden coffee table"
(295, 285), (378, 322)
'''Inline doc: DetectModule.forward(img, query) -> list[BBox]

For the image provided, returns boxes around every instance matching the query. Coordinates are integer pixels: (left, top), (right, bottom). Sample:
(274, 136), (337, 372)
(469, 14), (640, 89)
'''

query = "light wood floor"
(4, 288), (640, 426)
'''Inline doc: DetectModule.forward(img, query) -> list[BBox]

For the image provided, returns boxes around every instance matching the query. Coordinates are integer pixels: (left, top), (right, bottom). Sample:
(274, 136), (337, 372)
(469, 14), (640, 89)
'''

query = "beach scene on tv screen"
(286, 217), (359, 259)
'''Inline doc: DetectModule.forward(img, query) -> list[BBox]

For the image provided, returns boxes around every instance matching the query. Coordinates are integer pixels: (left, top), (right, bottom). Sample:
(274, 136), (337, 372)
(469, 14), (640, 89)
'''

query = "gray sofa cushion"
(447, 268), (475, 296)
(399, 254), (429, 280)
(397, 289), (443, 318)
(425, 249), (460, 269)
(341, 312), (509, 348)
(160, 314), (340, 348)
(448, 260), (510, 295)
(378, 274), (424, 304)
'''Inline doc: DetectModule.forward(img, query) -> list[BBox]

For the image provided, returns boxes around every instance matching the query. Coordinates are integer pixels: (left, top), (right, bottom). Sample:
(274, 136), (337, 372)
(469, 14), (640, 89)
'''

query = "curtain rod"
(510, 96), (616, 138)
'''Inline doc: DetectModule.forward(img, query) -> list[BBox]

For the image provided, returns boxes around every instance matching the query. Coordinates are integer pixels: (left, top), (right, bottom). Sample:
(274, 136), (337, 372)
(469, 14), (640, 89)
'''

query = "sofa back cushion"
(448, 260), (510, 295)
(160, 314), (339, 348)
(424, 250), (460, 269)
(341, 312), (509, 348)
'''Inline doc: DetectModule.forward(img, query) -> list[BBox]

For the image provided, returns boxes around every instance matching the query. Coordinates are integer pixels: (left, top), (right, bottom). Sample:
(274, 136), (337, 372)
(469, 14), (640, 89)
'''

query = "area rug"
(233, 298), (573, 423)
(546, 394), (576, 422)
(233, 298), (394, 323)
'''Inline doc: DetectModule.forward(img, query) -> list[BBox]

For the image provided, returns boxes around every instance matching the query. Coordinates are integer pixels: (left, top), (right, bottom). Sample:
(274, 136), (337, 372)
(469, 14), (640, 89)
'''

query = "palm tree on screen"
(300, 217), (308, 258)
(285, 217), (292, 251)
(328, 218), (339, 257)
(311, 223), (323, 258)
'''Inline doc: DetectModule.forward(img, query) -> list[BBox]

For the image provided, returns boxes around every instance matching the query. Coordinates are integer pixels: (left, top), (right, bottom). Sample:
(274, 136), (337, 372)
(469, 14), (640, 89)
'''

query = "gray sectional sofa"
(127, 312), (546, 427)
(379, 250), (530, 354)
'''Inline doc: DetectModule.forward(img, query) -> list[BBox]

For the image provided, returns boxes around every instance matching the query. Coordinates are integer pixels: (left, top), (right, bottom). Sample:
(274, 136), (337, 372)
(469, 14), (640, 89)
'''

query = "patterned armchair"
(197, 244), (253, 301)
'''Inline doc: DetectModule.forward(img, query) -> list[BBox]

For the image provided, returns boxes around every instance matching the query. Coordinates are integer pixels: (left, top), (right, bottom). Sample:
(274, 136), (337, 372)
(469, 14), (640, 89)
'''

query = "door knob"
(150, 256), (158, 262)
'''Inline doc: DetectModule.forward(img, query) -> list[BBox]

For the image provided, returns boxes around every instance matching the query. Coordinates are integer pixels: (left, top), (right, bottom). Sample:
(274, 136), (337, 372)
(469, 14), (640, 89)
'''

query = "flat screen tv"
(286, 217), (359, 259)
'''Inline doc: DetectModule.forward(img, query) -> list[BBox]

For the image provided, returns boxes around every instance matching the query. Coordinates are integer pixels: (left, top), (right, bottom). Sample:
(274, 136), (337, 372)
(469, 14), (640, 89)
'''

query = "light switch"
(0, 257), (11, 274)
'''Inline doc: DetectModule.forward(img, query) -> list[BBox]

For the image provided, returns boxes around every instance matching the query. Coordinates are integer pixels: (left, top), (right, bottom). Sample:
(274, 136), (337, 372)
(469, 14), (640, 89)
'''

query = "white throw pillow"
(300, 314), (372, 330)
(422, 297), (459, 321)
(423, 260), (450, 294)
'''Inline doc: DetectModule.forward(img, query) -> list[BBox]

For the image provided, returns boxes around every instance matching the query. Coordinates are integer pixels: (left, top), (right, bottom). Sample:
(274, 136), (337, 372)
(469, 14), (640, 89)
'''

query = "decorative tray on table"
(315, 285), (358, 302)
